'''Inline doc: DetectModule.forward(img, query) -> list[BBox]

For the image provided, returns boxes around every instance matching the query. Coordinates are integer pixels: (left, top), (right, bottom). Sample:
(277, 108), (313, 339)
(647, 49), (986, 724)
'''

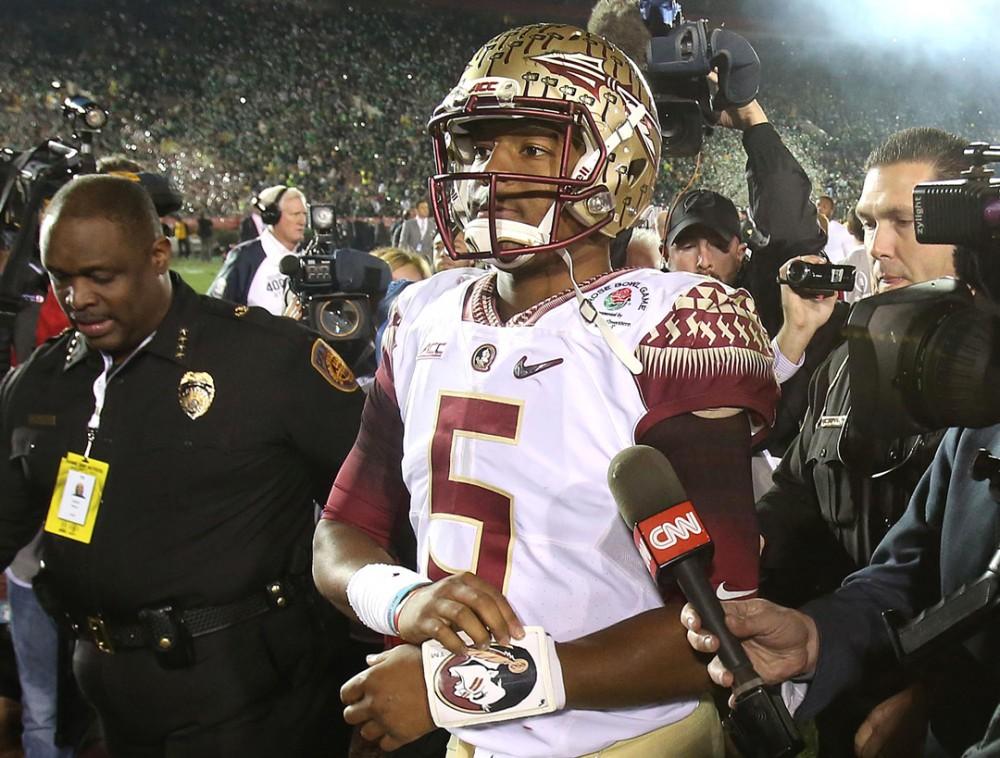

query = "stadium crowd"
(4, 0), (999, 229)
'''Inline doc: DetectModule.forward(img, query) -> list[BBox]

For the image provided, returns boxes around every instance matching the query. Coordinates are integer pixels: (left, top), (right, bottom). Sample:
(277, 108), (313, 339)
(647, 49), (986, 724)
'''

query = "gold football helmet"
(428, 24), (662, 263)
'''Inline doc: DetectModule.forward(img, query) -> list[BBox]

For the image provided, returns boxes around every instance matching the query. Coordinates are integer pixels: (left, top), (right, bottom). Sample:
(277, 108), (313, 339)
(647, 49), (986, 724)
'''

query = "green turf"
(171, 259), (219, 295)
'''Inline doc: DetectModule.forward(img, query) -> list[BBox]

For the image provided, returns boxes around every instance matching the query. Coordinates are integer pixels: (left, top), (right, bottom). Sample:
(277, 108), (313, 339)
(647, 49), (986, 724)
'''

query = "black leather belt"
(70, 579), (294, 655)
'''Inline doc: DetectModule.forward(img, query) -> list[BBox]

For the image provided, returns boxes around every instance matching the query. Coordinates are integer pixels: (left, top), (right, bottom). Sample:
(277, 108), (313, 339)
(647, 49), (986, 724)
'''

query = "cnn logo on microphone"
(634, 502), (712, 569)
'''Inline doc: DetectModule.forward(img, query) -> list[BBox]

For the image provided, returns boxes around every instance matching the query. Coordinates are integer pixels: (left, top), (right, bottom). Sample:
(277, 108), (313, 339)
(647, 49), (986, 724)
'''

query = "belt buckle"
(86, 615), (115, 654)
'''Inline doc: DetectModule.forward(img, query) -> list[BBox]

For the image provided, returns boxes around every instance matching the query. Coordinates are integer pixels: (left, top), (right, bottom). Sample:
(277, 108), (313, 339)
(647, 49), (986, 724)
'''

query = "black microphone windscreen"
(279, 254), (301, 277)
(607, 445), (688, 525)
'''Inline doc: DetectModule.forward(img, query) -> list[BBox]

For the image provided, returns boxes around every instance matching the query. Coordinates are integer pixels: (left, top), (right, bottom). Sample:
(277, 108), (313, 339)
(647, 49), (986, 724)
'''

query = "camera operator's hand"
(396, 572), (525, 655)
(282, 295), (304, 321)
(681, 598), (819, 690)
(774, 254), (838, 369)
(707, 71), (767, 131)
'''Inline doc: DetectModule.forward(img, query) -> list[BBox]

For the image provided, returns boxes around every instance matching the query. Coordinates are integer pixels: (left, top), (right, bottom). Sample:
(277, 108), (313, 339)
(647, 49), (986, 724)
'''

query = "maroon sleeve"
(321, 357), (408, 550)
(638, 396), (760, 602)
(634, 281), (778, 444)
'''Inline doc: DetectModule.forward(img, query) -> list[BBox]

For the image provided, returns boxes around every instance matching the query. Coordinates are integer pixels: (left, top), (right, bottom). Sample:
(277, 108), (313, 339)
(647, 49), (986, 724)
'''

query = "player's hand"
(854, 685), (929, 758)
(341, 645), (434, 752)
(396, 572), (525, 655)
(680, 598), (819, 688)
(707, 71), (768, 131)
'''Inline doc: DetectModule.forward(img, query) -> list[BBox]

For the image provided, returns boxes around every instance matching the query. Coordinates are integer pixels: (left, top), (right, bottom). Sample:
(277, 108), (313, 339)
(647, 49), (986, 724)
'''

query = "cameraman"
(208, 185), (308, 314)
(751, 127), (993, 756)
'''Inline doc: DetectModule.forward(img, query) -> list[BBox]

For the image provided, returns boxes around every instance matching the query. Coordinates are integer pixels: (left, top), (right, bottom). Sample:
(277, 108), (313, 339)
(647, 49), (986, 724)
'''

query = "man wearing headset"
(208, 185), (308, 314)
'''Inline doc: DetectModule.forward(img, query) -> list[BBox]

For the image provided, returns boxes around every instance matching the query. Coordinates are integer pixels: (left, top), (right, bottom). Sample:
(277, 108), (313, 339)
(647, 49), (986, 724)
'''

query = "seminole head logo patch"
(433, 644), (537, 714)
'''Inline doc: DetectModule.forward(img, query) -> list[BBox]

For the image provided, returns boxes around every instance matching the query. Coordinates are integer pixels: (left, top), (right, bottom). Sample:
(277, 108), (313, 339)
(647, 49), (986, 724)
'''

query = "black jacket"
(0, 274), (363, 615)
(757, 342), (945, 607)
(801, 425), (1000, 756)
(736, 123), (828, 338)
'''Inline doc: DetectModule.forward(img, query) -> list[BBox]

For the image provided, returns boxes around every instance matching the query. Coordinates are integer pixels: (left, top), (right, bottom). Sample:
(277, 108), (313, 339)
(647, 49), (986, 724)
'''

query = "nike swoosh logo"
(513, 355), (564, 379)
(716, 583), (757, 601)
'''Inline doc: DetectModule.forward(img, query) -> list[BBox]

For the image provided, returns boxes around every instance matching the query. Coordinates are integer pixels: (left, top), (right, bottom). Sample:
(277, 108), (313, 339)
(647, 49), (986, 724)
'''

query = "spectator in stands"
(208, 185), (308, 314)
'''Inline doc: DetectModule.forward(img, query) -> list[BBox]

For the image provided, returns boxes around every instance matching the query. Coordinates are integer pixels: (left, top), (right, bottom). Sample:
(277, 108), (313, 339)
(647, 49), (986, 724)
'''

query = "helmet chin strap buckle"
(556, 249), (643, 375)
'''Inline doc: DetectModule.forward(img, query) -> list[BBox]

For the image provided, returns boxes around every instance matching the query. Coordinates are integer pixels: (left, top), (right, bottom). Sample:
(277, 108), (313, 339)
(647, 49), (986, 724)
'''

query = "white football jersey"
(380, 267), (776, 758)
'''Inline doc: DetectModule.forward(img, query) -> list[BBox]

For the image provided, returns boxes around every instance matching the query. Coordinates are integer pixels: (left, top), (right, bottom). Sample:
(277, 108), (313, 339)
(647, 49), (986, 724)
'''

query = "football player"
(314, 23), (779, 757)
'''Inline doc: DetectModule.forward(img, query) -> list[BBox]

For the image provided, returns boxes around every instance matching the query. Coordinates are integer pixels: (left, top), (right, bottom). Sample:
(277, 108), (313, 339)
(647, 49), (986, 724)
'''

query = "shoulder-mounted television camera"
(847, 142), (1000, 463)
(0, 96), (110, 374)
(280, 203), (391, 369)
(913, 142), (1000, 250)
(639, 0), (761, 156)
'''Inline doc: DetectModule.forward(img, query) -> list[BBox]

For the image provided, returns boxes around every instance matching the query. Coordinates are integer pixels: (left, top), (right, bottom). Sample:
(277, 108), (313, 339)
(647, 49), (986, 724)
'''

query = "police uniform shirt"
(0, 273), (363, 616)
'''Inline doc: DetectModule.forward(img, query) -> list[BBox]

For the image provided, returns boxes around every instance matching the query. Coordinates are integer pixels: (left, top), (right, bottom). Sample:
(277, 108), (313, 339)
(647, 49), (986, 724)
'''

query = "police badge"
(178, 371), (216, 420)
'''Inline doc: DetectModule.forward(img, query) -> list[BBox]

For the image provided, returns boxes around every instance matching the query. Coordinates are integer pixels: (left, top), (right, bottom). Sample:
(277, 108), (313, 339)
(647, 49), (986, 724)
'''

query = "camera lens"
(317, 299), (361, 339)
(311, 206), (335, 231)
(83, 106), (108, 130)
(785, 260), (811, 285)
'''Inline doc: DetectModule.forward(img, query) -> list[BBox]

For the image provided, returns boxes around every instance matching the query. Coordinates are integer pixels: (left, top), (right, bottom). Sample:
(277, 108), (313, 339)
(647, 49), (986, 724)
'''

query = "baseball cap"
(666, 190), (741, 249)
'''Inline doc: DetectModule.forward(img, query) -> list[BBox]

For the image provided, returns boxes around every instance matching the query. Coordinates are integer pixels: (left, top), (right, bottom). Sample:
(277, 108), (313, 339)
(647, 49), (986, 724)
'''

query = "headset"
(252, 186), (288, 226)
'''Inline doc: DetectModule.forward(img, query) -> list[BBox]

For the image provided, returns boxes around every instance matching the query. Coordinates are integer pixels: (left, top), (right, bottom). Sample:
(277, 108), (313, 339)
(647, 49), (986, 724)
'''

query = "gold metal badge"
(233, 306), (249, 318)
(178, 371), (216, 419)
(310, 339), (358, 393)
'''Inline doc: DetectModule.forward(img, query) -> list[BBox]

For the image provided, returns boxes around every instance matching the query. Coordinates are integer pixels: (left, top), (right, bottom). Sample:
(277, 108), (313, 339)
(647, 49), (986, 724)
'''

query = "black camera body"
(847, 141), (1000, 450)
(640, 0), (761, 156)
(281, 232), (390, 368)
(782, 260), (856, 295)
(914, 143), (1000, 250)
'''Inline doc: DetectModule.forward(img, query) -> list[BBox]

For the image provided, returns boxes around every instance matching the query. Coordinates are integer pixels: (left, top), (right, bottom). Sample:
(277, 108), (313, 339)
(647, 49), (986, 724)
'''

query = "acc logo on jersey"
(433, 644), (537, 714)
(471, 343), (497, 372)
(178, 371), (216, 420)
(310, 339), (358, 392)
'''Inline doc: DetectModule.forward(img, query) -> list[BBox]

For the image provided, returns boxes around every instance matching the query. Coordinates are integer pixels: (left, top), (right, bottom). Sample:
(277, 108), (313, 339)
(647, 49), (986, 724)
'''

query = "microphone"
(608, 445), (803, 758)
(279, 254), (301, 277)
(607, 445), (761, 692)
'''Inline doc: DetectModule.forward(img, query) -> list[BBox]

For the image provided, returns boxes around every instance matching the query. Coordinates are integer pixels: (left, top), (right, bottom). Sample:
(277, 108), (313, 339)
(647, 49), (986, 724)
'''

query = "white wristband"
(345, 563), (430, 636)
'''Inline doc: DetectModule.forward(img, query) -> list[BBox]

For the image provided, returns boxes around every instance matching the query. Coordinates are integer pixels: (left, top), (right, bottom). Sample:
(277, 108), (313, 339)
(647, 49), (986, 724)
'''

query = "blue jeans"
(9, 581), (74, 758)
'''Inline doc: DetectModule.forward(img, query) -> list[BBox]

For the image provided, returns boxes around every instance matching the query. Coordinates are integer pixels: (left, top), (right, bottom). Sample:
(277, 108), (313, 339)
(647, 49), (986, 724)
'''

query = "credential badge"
(178, 371), (215, 420)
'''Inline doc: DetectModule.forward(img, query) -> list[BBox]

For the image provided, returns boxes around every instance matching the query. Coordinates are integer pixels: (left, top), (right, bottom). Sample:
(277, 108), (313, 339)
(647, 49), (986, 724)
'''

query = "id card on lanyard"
(44, 336), (152, 544)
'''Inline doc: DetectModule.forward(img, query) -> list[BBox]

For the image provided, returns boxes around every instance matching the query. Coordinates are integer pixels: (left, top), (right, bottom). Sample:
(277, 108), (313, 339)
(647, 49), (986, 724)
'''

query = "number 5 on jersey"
(427, 392), (523, 593)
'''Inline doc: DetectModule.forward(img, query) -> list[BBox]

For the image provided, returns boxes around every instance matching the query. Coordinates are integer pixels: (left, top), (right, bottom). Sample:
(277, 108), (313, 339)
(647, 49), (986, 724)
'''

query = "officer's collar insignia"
(63, 331), (87, 369)
(310, 339), (358, 393)
(234, 305), (249, 317)
(178, 371), (215, 419)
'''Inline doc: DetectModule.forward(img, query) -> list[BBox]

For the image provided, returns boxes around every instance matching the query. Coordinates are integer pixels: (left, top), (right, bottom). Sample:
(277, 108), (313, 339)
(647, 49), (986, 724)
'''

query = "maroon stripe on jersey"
(633, 281), (779, 443)
(322, 359), (407, 551)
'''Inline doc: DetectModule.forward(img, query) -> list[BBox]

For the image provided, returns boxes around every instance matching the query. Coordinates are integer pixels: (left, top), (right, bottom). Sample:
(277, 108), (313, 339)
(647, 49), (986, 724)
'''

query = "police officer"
(0, 175), (364, 756)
